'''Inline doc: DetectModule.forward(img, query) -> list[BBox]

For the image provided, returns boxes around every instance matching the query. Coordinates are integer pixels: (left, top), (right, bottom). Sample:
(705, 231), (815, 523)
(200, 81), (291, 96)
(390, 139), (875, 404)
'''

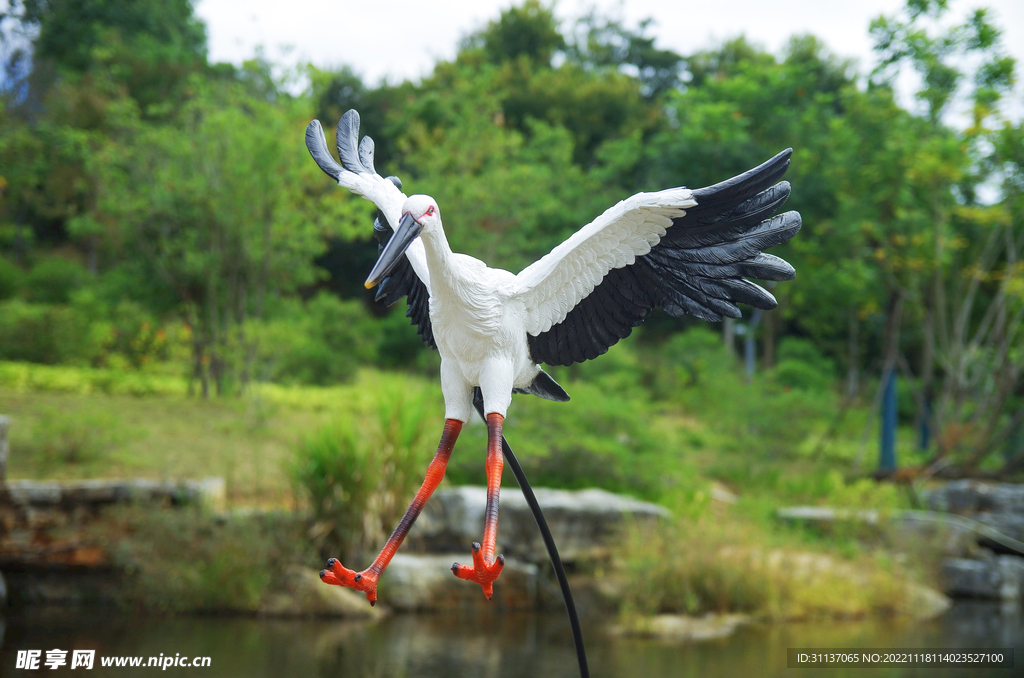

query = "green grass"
(2, 388), (304, 504)
(0, 346), (923, 509)
(0, 362), (451, 505)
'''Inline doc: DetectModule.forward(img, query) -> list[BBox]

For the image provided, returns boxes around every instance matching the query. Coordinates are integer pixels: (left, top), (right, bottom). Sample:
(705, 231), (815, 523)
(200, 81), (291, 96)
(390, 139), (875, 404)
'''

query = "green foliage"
(24, 256), (89, 303)
(253, 293), (433, 385)
(257, 294), (373, 386)
(870, 0), (1015, 120)
(649, 326), (736, 394)
(642, 328), (838, 470)
(290, 375), (440, 559)
(0, 0), (1020, 475)
(466, 0), (565, 67)
(13, 0), (208, 114)
(0, 255), (23, 299)
(0, 360), (187, 395)
(566, 12), (684, 98)
(0, 299), (93, 363)
(771, 336), (837, 391)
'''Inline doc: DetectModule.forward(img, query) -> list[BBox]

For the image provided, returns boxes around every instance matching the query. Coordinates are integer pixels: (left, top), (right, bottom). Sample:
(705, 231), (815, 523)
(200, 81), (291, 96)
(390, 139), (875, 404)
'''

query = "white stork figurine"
(307, 110), (801, 605)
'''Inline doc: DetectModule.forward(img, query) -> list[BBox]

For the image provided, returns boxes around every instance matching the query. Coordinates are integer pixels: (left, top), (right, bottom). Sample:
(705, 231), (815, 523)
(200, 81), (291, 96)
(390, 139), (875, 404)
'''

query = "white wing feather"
(513, 188), (696, 335)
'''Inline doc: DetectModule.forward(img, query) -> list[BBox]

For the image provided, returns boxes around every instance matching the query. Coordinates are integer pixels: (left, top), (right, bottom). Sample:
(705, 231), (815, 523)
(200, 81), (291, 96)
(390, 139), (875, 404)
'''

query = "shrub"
(290, 374), (438, 560)
(637, 327), (837, 462)
(0, 255), (23, 300)
(258, 293), (384, 385)
(770, 336), (837, 391)
(0, 299), (95, 364)
(25, 257), (89, 304)
(654, 326), (736, 392)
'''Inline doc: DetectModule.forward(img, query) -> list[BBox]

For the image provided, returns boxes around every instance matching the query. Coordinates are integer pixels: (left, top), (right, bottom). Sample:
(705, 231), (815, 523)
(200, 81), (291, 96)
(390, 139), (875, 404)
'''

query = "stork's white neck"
(418, 223), (458, 282)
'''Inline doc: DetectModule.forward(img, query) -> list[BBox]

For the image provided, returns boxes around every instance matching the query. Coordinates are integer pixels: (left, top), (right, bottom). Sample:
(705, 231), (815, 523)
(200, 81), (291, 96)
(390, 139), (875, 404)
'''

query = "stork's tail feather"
(512, 369), (570, 402)
(336, 109), (375, 175)
(304, 111), (379, 181)
(304, 120), (343, 181)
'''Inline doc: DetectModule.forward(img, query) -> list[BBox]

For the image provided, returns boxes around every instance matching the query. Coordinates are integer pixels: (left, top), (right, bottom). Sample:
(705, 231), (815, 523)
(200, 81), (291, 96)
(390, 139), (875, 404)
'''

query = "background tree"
(868, 0), (1019, 475)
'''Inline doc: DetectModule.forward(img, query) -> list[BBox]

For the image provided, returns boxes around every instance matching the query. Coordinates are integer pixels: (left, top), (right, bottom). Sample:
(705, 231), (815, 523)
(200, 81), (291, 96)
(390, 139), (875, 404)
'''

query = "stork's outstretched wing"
(306, 110), (435, 347)
(515, 149), (800, 366)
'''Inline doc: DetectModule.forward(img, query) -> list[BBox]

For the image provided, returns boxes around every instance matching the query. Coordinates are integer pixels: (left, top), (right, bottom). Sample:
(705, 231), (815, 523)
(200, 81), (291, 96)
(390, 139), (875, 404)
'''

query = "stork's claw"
(319, 558), (379, 606)
(451, 542), (505, 600)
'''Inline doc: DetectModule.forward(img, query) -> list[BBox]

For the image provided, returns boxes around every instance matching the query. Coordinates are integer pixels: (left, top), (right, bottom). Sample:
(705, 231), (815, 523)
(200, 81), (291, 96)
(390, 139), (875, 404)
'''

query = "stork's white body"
(419, 228), (530, 421)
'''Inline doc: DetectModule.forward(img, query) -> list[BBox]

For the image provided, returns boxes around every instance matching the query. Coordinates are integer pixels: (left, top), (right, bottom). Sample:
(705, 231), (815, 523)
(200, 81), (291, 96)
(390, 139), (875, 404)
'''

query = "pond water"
(1, 600), (1020, 677)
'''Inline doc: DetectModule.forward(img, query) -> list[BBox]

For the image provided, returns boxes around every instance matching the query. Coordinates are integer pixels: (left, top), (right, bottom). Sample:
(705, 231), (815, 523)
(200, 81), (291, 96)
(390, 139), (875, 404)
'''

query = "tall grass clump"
(618, 512), (919, 622)
(290, 374), (439, 561)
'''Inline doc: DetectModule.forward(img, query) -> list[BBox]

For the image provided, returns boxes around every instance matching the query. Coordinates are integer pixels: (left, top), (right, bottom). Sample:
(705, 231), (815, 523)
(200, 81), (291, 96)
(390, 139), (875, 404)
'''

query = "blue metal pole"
(918, 399), (931, 451)
(744, 310), (762, 382)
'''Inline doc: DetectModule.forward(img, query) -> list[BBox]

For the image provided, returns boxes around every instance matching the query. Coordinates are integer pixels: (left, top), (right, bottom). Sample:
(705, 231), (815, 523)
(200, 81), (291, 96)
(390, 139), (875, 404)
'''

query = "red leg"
(452, 413), (506, 599)
(320, 418), (462, 605)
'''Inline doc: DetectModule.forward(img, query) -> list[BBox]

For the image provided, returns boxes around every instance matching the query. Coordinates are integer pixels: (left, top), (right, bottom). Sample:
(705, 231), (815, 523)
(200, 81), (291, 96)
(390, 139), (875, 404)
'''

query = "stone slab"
(407, 486), (668, 564)
(382, 553), (537, 611)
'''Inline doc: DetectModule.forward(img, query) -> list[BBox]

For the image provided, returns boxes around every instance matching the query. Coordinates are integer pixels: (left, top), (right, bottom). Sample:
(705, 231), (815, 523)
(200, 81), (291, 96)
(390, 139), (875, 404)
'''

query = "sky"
(195, 0), (1024, 96)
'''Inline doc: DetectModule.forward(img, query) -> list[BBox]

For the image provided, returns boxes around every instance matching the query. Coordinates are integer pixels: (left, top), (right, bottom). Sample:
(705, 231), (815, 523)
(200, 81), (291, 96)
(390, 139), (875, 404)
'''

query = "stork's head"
(364, 195), (440, 289)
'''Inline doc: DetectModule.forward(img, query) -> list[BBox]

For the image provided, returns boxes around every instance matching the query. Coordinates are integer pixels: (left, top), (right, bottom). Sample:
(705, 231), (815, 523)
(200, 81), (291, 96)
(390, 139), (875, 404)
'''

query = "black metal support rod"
(472, 390), (590, 678)
(501, 434), (590, 678)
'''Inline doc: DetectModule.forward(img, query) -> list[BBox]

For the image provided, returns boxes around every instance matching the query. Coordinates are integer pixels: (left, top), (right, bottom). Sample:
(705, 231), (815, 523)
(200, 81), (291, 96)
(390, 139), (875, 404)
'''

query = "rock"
(1, 569), (123, 606)
(897, 512), (979, 558)
(942, 555), (1024, 600)
(2, 478), (226, 510)
(6, 481), (62, 506)
(997, 556), (1024, 600)
(408, 486), (668, 564)
(259, 565), (383, 618)
(381, 553), (537, 611)
(905, 582), (951, 620)
(925, 480), (1024, 516)
(610, 613), (752, 641)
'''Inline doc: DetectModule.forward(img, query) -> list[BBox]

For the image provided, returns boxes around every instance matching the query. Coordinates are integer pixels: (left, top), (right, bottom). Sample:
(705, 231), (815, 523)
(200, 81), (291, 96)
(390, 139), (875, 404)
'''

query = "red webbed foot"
(451, 542), (505, 600)
(319, 558), (380, 606)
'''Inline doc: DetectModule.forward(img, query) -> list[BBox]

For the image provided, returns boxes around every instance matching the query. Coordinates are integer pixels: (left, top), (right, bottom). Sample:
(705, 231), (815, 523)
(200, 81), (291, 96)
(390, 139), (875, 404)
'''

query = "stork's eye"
(426, 206), (436, 216)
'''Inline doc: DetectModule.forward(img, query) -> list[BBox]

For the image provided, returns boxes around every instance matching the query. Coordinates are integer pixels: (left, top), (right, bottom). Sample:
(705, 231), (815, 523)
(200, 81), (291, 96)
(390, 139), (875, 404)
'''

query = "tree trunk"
(846, 313), (859, 399)
(723, 317), (736, 355)
(87, 233), (98, 275)
(763, 304), (777, 370)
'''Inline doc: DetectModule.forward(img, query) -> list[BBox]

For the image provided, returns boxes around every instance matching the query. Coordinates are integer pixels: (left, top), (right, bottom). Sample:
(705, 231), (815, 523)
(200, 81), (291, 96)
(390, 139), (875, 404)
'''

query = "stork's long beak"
(364, 213), (423, 289)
